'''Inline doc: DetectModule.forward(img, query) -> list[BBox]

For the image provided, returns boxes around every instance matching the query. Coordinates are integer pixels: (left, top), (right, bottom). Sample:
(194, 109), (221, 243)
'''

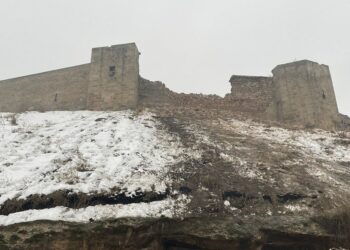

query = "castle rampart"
(0, 43), (345, 130)
(0, 43), (139, 112)
(0, 64), (90, 112)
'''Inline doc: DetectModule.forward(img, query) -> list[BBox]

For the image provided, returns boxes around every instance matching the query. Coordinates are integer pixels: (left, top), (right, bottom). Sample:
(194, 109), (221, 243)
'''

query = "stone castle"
(0, 43), (347, 130)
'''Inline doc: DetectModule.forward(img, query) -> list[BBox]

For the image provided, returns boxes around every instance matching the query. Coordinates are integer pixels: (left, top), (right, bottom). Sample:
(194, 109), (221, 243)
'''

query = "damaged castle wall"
(227, 75), (273, 115)
(0, 43), (343, 130)
(0, 43), (139, 112)
(139, 77), (235, 111)
(267, 60), (339, 129)
(225, 60), (340, 130)
(140, 60), (341, 130)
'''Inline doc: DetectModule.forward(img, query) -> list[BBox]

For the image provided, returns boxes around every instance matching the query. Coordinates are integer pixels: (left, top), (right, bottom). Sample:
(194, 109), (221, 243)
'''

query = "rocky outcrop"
(0, 216), (346, 250)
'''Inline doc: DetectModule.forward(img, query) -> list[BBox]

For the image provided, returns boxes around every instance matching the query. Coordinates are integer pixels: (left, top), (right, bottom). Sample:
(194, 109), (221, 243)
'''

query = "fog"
(0, 0), (349, 115)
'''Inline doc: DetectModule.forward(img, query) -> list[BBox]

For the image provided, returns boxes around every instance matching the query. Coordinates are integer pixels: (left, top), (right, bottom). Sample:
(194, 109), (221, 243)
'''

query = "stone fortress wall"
(139, 62), (342, 130)
(0, 64), (90, 112)
(0, 43), (139, 112)
(223, 60), (340, 129)
(87, 44), (139, 110)
(267, 60), (339, 129)
(0, 43), (346, 130)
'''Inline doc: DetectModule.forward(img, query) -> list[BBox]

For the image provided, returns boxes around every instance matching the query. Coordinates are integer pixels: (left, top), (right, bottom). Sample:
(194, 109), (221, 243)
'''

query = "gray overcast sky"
(0, 0), (349, 115)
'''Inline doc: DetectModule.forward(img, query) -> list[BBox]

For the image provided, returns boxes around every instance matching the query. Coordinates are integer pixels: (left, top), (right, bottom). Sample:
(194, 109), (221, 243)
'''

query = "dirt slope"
(0, 108), (349, 249)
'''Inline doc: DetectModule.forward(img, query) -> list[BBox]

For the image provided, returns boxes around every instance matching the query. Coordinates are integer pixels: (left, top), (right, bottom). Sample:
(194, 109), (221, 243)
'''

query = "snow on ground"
(0, 195), (190, 226)
(0, 111), (197, 225)
(219, 118), (350, 193)
(181, 117), (350, 188)
(1, 111), (349, 225)
(226, 118), (350, 162)
(0, 111), (193, 205)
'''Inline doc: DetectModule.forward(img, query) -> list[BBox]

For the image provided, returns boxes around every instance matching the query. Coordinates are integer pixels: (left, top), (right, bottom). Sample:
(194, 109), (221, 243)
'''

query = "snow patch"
(0, 111), (192, 205)
(0, 195), (190, 226)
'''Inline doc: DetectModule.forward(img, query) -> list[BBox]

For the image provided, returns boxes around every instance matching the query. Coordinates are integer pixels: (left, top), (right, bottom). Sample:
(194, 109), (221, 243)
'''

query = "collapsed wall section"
(227, 75), (273, 115)
(139, 77), (175, 107)
(139, 77), (235, 112)
(0, 64), (90, 112)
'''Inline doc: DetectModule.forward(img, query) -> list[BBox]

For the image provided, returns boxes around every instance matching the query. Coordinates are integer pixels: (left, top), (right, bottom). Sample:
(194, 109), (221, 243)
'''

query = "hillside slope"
(0, 110), (349, 249)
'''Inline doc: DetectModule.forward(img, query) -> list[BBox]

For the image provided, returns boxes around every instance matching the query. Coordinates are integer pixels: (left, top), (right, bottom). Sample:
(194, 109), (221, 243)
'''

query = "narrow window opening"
(322, 91), (326, 99)
(109, 66), (116, 77)
(54, 93), (58, 102)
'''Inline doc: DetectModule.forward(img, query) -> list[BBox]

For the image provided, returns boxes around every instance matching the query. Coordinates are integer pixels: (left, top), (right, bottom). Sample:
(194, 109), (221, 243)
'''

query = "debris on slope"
(157, 111), (350, 218)
(0, 108), (349, 249)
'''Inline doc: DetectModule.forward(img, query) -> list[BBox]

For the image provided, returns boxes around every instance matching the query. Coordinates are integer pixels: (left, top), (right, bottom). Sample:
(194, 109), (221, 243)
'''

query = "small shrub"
(313, 204), (350, 247)
(334, 139), (350, 147)
(76, 150), (91, 172)
(9, 234), (20, 243)
(201, 174), (220, 190)
(9, 114), (17, 126)
(134, 107), (145, 117)
(338, 131), (348, 139)
(24, 233), (46, 244)
(304, 123), (315, 129)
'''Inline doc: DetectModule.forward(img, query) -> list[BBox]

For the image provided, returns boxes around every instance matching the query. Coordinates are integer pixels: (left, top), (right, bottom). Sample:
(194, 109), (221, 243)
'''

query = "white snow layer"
(0, 111), (189, 204)
(0, 196), (190, 226)
(219, 118), (350, 192)
(227, 118), (350, 162)
(1, 111), (349, 225)
(0, 111), (193, 225)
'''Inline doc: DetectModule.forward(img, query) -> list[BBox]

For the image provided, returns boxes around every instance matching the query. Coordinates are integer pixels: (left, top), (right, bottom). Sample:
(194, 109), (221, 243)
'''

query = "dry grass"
(10, 115), (17, 126)
(313, 204), (350, 248)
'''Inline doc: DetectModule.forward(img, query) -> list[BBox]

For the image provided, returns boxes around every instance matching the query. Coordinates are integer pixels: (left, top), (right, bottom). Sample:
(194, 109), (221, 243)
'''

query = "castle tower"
(268, 60), (339, 129)
(87, 43), (140, 110)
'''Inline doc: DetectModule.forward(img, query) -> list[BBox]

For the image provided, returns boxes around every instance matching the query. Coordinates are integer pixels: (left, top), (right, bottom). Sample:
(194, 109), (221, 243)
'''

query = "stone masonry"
(0, 43), (344, 130)
(228, 75), (273, 114)
(87, 44), (139, 110)
(0, 43), (139, 112)
(267, 60), (339, 129)
(227, 60), (340, 130)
